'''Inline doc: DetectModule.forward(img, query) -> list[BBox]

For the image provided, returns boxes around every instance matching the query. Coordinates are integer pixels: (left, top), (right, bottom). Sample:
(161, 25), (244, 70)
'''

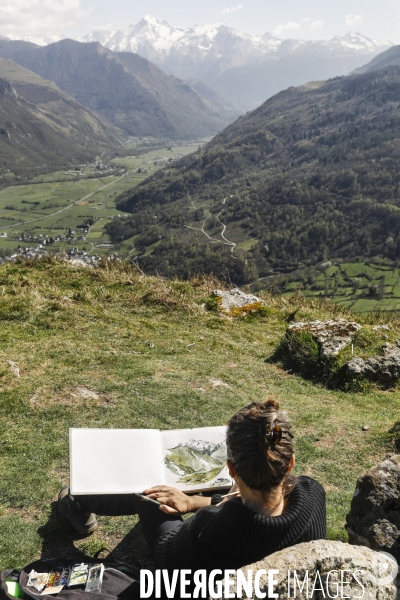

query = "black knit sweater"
(154, 476), (326, 572)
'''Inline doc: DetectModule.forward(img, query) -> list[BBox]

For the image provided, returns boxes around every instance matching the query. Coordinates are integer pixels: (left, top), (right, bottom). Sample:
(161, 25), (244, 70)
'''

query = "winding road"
(184, 195), (237, 253)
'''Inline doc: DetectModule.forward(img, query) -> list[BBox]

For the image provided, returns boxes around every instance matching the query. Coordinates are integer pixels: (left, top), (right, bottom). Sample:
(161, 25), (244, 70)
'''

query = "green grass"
(0, 259), (398, 568)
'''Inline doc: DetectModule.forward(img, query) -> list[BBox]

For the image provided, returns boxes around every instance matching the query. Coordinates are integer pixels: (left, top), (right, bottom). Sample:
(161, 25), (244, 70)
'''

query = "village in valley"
(0, 143), (195, 266)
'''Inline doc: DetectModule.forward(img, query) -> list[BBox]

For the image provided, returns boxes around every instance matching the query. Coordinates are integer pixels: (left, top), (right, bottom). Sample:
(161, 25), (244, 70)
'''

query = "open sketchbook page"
(161, 426), (232, 492)
(70, 429), (165, 494)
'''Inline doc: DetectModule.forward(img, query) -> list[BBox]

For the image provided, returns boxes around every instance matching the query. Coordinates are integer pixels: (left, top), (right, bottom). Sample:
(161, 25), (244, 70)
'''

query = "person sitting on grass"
(58, 398), (326, 573)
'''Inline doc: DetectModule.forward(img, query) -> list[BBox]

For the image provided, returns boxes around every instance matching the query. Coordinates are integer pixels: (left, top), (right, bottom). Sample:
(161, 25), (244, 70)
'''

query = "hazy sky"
(1, 0), (400, 43)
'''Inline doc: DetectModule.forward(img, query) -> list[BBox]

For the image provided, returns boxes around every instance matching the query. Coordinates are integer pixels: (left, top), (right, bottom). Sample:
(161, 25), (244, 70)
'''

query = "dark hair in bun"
(226, 398), (295, 495)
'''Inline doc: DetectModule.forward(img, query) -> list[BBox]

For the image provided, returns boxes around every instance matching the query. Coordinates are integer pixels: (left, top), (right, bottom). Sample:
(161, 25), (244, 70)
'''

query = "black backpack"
(0, 556), (142, 600)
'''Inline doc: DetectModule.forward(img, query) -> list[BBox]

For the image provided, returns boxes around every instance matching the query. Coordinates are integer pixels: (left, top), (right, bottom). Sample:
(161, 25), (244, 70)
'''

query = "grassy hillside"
(0, 39), (230, 140)
(0, 260), (398, 569)
(106, 66), (400, 284)
(0, 58), (58, 88)
(0, 58), (122, 179)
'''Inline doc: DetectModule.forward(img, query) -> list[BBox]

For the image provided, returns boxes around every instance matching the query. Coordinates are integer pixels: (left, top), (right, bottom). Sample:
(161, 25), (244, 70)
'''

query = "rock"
(346, 454), (400, 563)
(212, 288), (265, 315)
(69, 258), (92, 268)
(7, 361), (20, 378)
(228, 540), (398, 599)
(0, 80), (18, 101)
(362, 425), (370, 431)
(346, 355), (366, 376)
(347, 343), (400, 385)
(287, 319), (362, 358)
(74, 387), (100, 401)
(208, 378), (229, 388)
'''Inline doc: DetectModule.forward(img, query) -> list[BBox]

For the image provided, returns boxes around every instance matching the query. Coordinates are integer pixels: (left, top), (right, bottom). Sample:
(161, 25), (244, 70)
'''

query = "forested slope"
(107, 67), (400, 284)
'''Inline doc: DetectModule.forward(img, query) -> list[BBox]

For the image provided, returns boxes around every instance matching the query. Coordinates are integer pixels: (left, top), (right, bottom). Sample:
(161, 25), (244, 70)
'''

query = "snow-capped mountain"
(173, 439), (226, 457)
(79, 17), (392, 110)
(2, 17), (393, 112)
(80, 17), (391, 79)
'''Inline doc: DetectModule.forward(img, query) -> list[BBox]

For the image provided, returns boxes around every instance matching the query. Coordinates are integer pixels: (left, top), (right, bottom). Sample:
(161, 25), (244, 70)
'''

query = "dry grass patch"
(29, 387), (115, 409)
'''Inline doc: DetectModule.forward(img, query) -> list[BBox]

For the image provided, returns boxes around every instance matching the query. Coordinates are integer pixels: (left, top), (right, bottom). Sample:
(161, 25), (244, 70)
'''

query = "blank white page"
(70, 428), (165, 495)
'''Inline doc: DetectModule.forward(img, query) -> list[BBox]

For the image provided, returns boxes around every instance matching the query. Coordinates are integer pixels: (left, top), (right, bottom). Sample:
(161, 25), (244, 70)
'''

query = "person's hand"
(143, 486), (211, 514)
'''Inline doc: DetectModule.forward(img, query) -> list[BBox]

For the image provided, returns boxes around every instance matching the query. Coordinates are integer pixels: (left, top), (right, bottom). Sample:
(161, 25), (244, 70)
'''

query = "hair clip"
(258, 418), (282, 452)
(266, 422), (282, 446)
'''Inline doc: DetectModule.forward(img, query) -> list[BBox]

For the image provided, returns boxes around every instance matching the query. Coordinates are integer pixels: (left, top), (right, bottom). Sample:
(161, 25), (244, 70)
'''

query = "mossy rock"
(271, 320), (400, 389)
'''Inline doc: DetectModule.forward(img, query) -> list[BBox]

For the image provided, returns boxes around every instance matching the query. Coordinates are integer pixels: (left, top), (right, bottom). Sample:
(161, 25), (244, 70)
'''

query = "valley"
(0, 144), (199, 259)
(107, 66), (400, 300)
(2, 20), (400, 301)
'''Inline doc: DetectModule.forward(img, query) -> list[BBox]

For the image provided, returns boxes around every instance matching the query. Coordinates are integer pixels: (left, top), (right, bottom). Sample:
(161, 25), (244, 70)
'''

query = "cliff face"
(0, 79), (18, 100)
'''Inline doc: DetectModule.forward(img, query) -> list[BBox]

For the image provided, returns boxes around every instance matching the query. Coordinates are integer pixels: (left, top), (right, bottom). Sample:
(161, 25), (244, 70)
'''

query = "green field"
(0, 145), (198, 257)
(0, 261), (398, 569)
(276, 261), (400, 313)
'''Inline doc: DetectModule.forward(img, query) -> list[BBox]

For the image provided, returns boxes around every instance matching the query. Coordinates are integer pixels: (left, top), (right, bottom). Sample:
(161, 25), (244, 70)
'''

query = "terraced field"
(280, 262), (400, 313)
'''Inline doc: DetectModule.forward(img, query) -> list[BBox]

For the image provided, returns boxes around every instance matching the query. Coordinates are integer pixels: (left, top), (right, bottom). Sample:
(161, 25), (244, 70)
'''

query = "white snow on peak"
(3, 16), (393, 61)
(329, 32), (392, 53)
(77, 17), (394, 82)
(5, 33), (64, 46)
(80, 18), (284, 60)
(176, 439), (225, 455)
(5, 16), (392, 80)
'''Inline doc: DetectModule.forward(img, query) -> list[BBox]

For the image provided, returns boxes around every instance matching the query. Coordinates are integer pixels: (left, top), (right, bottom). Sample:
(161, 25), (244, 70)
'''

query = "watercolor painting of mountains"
(161, 427), (232, 490)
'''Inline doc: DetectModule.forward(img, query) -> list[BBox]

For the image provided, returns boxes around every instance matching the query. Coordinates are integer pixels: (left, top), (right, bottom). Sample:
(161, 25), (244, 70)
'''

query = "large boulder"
(228, 540), (398, 599)
(212, 289), (265, 316)
(287, 319), (362, 358)
(347, 343), (400, 386)
(346, 454), (400, 563)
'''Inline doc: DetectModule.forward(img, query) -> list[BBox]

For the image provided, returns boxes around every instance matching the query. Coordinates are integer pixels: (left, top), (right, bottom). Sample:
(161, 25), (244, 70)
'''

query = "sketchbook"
(69, 426), (232, 495)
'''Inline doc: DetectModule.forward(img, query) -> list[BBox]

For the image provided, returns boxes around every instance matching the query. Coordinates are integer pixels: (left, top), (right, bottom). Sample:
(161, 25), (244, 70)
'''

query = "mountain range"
(105, 65), (400, 284)
(1, 17), (394, 116)
(0, 38), (230, 140)
(0, 57), (120, 177)
(80, 16), (393, 110)
(173, 439), (226, 459)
